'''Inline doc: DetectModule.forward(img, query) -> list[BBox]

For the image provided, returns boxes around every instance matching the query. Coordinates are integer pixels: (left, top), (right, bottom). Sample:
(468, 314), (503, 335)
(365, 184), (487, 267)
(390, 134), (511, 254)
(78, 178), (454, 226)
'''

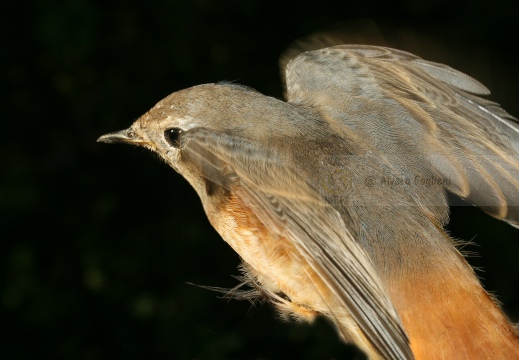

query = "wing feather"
(285, 45), (519, 226)
(181, 128), (413, 359)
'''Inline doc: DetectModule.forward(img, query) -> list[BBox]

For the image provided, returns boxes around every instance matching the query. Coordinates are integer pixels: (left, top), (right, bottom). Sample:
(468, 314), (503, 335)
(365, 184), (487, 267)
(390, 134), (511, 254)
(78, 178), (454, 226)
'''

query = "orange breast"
(204, 187), (330, 321)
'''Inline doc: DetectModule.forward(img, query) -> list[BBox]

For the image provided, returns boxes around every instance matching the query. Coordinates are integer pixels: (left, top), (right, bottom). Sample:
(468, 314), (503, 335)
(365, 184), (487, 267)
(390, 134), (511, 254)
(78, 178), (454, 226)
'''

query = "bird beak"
(97, 128), (145, 146)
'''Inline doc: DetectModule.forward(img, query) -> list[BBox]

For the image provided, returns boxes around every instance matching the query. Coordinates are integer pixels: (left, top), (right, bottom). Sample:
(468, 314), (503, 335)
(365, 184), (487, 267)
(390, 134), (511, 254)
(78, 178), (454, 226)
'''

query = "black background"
(2, 0), (518, 359)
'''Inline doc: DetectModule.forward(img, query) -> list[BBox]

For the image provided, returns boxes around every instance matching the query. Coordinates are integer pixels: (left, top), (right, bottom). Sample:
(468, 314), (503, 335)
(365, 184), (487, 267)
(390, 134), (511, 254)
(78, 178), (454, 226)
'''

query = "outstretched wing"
(284, 45), (519, 227)
(180, 128), (413, 359)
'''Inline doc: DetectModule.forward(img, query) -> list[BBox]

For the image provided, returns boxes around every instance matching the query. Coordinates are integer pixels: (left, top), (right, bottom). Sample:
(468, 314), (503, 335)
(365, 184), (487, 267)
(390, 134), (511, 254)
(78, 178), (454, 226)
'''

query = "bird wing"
(284, 45), (519, 227)
(179, 128), (413, 360)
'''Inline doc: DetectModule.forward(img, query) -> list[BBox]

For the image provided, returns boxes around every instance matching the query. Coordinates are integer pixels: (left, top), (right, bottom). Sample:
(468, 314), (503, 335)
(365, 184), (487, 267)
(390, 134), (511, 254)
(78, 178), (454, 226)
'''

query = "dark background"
(2, 0), (518, 359)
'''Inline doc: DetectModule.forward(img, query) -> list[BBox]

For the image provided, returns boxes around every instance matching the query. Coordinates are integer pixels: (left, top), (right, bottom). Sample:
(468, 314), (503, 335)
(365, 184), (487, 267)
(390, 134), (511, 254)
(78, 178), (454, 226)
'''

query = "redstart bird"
(98, 45), (519, 359)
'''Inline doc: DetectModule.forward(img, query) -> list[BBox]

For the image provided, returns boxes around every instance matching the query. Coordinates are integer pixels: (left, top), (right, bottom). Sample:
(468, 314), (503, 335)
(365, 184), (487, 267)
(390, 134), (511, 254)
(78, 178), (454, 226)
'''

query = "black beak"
(97, 129), (142, 145)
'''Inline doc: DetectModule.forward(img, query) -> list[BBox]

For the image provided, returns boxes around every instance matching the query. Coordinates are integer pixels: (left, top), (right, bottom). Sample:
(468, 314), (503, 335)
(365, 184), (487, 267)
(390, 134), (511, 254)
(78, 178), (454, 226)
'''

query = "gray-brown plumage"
(99, 45), (519, 359)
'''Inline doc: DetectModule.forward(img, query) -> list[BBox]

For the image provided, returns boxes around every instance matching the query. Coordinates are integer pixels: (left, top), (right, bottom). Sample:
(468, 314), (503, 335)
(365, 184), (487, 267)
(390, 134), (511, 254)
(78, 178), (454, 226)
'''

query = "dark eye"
(164, 128), (183, 148)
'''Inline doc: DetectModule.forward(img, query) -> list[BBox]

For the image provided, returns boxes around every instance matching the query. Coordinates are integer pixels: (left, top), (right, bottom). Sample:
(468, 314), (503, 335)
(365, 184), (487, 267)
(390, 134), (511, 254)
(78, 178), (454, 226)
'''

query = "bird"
(98, 44), (519, 359)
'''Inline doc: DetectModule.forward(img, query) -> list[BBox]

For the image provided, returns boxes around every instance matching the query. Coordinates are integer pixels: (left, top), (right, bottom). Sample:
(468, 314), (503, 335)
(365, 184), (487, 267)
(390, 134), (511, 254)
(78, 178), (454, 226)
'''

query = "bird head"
(97, 82), (305, 197)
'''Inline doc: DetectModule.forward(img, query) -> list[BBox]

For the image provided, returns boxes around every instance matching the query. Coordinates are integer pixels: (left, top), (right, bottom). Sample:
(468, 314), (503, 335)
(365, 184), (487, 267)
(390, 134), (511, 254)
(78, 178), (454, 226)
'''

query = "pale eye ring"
(164, 128), (183, 148)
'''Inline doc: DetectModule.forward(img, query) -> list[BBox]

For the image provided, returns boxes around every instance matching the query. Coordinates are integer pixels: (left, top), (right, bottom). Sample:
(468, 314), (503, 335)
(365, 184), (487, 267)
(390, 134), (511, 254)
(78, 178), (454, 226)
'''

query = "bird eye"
(164, 128), (183, 148)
